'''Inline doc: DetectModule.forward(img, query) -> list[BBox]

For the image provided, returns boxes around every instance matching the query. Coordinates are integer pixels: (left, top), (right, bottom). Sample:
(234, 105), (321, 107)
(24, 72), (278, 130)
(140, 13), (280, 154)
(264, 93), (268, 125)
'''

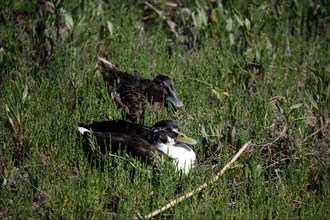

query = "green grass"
(1, 0), (329, 219)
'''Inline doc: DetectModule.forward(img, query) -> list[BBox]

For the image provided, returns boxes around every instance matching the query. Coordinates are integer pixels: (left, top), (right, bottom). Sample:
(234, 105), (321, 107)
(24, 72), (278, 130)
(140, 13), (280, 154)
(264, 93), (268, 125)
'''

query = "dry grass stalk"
(144, 140), (252, 219)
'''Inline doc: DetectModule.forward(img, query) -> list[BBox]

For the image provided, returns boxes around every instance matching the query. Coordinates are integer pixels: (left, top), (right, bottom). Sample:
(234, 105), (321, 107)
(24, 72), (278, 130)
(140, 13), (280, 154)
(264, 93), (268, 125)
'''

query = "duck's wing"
(97, 57), (136, 91)
(115, 80), (148, 123)
(80, 129), (160, 162)
(78, 120), (151, 138)
(104, 132), (160, 161)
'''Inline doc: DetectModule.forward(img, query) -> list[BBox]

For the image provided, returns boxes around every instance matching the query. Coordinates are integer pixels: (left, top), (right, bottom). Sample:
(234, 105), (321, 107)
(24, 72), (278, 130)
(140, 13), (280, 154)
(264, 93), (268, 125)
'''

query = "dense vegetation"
(1, 0), (329, 219)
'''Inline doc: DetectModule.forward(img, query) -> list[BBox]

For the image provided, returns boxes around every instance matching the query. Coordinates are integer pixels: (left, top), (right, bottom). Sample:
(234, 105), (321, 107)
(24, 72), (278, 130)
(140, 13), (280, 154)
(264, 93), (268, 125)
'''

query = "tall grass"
(1, 0), (329, 219)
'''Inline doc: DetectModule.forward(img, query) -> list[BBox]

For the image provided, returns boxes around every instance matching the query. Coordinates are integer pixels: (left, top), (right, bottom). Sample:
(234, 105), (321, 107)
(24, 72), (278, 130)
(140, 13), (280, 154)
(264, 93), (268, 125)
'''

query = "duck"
(78, 119), (197, 175)
(97, 57), (184, 123)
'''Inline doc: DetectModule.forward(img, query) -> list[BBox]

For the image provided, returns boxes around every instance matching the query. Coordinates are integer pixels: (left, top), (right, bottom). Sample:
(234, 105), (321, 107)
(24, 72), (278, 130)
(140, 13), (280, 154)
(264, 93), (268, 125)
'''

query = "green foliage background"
(0, 0), (329, 219)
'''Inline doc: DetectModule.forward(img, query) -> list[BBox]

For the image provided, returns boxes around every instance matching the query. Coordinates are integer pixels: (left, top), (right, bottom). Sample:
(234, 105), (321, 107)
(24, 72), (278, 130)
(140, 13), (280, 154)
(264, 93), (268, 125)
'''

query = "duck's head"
(148, 120), (197, 174)
(147, 75), (184, 108)
(147, 120), (197, 146)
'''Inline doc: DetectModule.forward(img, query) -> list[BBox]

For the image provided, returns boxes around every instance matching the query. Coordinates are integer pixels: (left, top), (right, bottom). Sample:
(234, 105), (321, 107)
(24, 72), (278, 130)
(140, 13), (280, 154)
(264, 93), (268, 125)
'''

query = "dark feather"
(78, 120), (160, 162)
(90, 132), (158, 162)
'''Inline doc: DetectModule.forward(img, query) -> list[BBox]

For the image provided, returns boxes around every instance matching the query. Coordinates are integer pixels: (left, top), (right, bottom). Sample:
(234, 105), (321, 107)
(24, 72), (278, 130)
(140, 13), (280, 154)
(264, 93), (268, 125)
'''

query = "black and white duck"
(78, 119), (197, 174)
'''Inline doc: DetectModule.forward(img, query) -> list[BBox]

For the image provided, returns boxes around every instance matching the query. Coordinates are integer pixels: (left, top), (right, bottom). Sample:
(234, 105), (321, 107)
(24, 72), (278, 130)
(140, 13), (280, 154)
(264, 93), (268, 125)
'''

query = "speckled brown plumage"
(97, 57), (183, 123)
(115, 79), (148, 122)
(97, 57), (143, 91)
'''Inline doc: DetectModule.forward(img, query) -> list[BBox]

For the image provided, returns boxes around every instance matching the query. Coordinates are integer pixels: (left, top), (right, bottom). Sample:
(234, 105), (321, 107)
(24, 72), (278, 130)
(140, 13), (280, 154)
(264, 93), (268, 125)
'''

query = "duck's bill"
(166, 90), (184, 108)
(176, 132), (198, 145)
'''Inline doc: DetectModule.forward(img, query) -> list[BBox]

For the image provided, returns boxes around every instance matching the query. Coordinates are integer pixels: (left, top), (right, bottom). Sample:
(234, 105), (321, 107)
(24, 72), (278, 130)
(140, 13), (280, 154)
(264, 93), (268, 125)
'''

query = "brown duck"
(97, 57), (183, 123)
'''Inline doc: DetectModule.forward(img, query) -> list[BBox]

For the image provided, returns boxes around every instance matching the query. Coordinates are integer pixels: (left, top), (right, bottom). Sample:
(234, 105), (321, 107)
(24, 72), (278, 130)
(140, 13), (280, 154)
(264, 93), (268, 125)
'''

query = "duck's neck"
(155, 142), (196, 175)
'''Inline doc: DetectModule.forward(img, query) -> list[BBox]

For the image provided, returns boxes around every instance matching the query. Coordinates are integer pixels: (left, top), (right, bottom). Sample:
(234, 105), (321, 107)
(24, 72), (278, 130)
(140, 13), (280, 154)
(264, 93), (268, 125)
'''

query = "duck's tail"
(78, 123), (90, 135)
(97, 57), (123, 91)
(97, 57), (118, 72)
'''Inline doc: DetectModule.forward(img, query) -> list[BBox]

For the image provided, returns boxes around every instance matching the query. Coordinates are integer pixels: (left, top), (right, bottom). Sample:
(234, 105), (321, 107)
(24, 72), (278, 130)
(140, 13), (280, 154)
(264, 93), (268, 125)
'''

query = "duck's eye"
(166, 131), (177, 138)
(153, 133), (160, 141)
